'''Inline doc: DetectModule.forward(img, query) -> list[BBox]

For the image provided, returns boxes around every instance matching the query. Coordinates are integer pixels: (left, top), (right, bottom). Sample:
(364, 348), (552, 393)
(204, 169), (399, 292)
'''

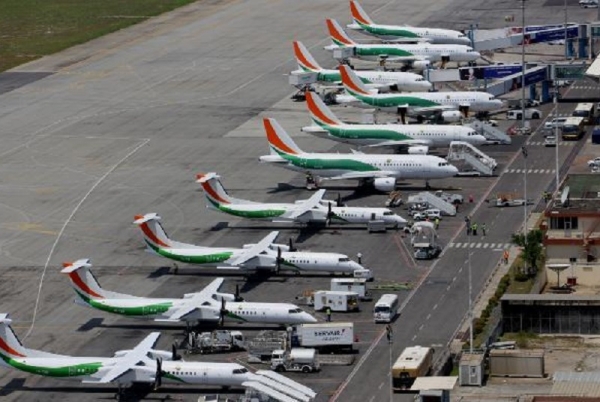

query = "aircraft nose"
(448, 164), (459, 175)
(304, 313), (318, 323)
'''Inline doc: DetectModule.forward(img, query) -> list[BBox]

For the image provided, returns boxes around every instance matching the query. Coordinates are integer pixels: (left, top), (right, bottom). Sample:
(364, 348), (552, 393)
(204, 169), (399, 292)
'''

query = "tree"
(511, 229), (544, 277)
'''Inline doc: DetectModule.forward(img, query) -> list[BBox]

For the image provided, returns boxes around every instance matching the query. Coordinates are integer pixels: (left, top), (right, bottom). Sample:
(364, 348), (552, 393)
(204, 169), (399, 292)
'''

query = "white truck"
(313, 290), (360, 312)
(291, 322), (355, 353)
(330, 278), (372, 301)
(434, 190), (463, 204)
(270, 348), (320, 373)
(186, 330), (245, 354)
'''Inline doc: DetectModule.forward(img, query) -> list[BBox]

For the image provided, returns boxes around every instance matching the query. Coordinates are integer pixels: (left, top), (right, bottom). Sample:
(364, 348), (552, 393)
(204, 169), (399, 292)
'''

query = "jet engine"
(373, 177), (396, 192)
(412, 60), (431, 71)
(441, 110), (462, 123)
(407, 145), (429, 155)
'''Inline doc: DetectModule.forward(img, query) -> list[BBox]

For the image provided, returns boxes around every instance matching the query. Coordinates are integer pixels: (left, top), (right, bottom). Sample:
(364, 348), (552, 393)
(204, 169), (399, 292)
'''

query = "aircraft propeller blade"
(288, 238), (296, 252)
(234, 284), (243, 302)
(154, 358), (163, 390)
(337, 193), (342, 207)
(219, 298), (227, 327)
(172, 343), (181, 361)
(326, 202), (333, 226)
(275, 247), (282, 274)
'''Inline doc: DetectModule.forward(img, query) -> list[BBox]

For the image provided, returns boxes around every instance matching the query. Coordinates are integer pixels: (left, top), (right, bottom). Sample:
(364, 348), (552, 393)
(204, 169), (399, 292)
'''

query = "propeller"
(275, 247), (284, 274)
(288, 238), (297, 252)
(219, 298), (228, 327)
(336, 193), (343, 207)
(154, 358), (163, 390)
(234, 284), (243, 302)
(326, 202), (334, 226)
(171, 343), (181, 361)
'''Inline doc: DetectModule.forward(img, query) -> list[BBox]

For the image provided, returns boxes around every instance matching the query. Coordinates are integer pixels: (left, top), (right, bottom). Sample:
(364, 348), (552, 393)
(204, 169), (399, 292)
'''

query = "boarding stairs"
(447, 141), (497, 176)
(407, 192), (456, 216)
(243, 370), (317, 402)
(465, 119), (512, 145)
(247, 330), (288, 363)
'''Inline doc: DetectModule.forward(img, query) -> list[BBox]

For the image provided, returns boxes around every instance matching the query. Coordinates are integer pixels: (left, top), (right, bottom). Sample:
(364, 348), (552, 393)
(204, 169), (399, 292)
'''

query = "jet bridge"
(447, 141), (497, 177)
(465, 119), (512, 145)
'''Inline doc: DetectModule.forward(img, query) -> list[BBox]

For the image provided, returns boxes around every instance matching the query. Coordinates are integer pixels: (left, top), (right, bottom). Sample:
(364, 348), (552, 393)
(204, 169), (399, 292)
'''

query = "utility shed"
(551, 371), (600, 397)
(489, 349), (545, 378)
(459, 352), (485, 386)
(411, 376), (457, 402)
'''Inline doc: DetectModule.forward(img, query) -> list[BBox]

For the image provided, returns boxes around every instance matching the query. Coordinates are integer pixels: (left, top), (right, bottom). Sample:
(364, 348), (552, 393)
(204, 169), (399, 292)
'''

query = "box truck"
(291, 322), (354, 353)
(313, 290), (360, 312)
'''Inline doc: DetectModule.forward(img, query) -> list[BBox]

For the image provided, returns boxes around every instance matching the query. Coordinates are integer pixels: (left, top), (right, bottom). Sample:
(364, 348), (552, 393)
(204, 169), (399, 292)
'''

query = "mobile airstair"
(407, 192), (456, 216)
(465, 119), (512, 145)
(447, 141), (497, 176)
(243, 370), (317, 402)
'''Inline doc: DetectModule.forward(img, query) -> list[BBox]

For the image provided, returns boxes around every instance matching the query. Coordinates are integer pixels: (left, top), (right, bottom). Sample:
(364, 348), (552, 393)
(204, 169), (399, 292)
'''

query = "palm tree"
(511, 229), (544, 276)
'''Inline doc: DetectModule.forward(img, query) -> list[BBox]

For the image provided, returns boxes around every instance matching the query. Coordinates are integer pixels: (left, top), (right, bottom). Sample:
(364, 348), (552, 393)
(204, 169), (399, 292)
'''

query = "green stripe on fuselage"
(355, 47), (414, 58)
(319, 124), (413, 141)
(75, 290), (173, 317)
(357, 21), (419, 39)
(276, 150), (379, 172)
(0, 354), (102, 378)
(317, 71), (373, 84)
(207, 198), (286, 219)
(348, 90), (439, 108)
(145, 240), (234, 265)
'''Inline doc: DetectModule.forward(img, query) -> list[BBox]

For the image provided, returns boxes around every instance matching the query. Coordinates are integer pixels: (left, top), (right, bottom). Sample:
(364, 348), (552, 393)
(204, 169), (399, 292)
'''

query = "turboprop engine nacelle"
(408, 145), (429, 155)
(442, 110), (462, 122)
(373, 177), (396, 192)
(412, 60), (431, 71)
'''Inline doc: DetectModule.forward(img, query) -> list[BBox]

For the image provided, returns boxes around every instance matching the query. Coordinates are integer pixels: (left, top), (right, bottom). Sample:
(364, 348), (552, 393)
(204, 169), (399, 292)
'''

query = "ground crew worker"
(385, 324), (393, 344)
(434, 217), (440, 230)
(482, 223), (487, 237)
(469, 194), (474, 203)
(503, 249), (509, 265)
(472, 222), (478, 236)
(326, 307), (332, 322)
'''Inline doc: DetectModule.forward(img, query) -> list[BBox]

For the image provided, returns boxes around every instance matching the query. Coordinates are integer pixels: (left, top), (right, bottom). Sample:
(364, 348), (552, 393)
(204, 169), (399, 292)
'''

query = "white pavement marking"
(433, 303), (438, 310)
(23, 138), (150, 340)
(476, 243), (482, 248)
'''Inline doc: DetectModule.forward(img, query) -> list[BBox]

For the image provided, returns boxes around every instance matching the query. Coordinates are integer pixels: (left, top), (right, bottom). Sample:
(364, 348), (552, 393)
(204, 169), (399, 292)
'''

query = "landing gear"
(306, 173), (318, 190)
(172, 263), (179, 275)
(425, 181), (431, 190)
(114, 384), (126, 401)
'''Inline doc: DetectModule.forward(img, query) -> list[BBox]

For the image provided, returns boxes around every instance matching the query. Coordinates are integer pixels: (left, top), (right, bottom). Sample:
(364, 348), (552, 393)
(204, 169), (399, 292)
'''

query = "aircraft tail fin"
(306, 92), (344, 126)
(195, 172), (238, 209)
(293, 41), (322, 72)
(0, 314), (33, 359)
(133, 213), (173, 251)
(61, 259), (107, 301)
(339, 65), (372, 96)
(326, 19), (356, 47)
(350, 1), (374, 26)
(263, 118), (305, 157)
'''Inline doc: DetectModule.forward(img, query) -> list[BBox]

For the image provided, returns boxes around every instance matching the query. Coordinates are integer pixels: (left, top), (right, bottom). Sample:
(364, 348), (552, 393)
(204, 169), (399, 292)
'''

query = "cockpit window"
(288, 308), (303, 313)
(383, 211), (394, 216)
(338, 257), (350, 262)
(232, 368), (248, 374)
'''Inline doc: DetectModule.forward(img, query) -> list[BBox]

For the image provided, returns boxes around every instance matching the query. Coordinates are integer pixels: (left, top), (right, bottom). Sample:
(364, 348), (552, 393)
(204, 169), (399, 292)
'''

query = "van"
(592, 127), (600, 144)
(544, 117), (567, 130)
(423, 209), (442, 220)
(373, 294), (399, 323)
(506, 108), (541, 120)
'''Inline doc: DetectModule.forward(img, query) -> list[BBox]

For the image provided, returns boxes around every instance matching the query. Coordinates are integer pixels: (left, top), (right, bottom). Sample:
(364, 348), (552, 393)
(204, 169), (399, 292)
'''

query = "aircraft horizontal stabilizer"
(195, 172), (219, 183)
(60, 258), (92, 273)
(301, 126), (328, 134)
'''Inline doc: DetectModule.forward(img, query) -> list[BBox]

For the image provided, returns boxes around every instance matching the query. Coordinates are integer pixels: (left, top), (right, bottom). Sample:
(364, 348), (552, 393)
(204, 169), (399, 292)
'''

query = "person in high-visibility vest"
(503, 250), (509, 265)
(472, 222), (478, 236)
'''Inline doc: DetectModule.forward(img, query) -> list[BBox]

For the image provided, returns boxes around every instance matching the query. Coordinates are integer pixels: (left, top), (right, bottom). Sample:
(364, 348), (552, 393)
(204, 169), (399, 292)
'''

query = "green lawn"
(0, 0), (197, 72)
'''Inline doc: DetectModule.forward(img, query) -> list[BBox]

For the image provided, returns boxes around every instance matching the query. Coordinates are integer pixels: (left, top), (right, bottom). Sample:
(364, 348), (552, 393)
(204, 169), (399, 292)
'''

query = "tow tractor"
(490, 192), (534, 207)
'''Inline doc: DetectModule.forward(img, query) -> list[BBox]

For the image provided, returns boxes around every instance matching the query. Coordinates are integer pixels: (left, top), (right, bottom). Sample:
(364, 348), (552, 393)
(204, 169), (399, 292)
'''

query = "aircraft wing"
(321, 171), (395, 181)
(410, 105), (455, 114)
(288, 189), (326, 219)
(365, 139), (431, 148)
(227, 231), (279, 267)
(158, 278), (225, 321)
(89, 332), (161, 384)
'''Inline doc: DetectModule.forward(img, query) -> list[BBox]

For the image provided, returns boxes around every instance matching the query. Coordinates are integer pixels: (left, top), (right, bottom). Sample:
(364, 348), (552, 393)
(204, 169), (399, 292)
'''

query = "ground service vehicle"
(544, 117), (567, 130)
(291, 322), (355, 352)
(392, 346), (434, 390)
(544, 135), (557, 147)
(494, 193), (529, 207)
(572, 102), (595, 124)
(506, 108), (541, 120)
(330, 278), (372, 301)
(373, 294), (399, 323)
(270, 348), (320, 373)
(561, 116), (586, 140)
(313, 290), (360, 312)
(188, 330), (245, 354)
(413, 242), (442, 260)
(435, 190), (463, 204)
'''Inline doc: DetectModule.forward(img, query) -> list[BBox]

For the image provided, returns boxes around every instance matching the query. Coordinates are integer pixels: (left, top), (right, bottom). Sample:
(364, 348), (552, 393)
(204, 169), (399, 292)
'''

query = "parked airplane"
(293, 41), (431, 92)
(0, 314), (316, 400)
(302, 91), (486, 153)
(325, 19), (479, 69)
(339, 64), (503, 121)
(347, 1), (471, 45)
(134, 213), (370, 276)
(62, 259), (317, 325)
(196, 172), (406, 228)
(258, 118), (458, 190)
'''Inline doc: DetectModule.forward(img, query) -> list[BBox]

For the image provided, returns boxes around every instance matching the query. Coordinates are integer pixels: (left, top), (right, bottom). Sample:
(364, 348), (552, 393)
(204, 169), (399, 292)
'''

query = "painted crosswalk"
(526, 141), (574, 146)
(447, 242), (512, 250)
(503, 168), (555, 174)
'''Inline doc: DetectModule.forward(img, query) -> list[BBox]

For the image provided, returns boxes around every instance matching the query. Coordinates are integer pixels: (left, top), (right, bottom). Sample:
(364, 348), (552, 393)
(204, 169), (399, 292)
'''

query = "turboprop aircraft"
(62, 259), (317, 325)
(347, 1), (471, 45)
(302, 91), (487, 152)
(196, 172), (406, 228)
(0, 314), (316, 401)
(338, 64), (503, 121)
(258, 118), (458, 190)
(293, 41), (431, 92)
(325, 19), (479, 69)
(134, 213), (370, 276)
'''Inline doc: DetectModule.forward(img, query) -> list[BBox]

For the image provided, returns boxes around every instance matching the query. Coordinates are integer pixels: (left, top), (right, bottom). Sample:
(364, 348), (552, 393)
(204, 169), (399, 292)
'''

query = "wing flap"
(227, 231), (279, 266)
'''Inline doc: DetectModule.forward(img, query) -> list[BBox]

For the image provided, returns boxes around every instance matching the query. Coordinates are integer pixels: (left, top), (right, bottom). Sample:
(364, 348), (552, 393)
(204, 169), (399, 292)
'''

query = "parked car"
(544, 135), (557, 147)
(580, 0), (598, 8)
(587, 157), (600, 167)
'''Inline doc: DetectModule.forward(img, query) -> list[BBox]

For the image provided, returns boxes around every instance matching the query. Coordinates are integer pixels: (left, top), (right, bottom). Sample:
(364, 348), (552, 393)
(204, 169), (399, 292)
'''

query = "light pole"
(554, 87), (560, 194)
(468, 229), (473, 353)
(564, 0), (568, 59)
(521, 0), (526, 129)
(522, 146), (529, 274)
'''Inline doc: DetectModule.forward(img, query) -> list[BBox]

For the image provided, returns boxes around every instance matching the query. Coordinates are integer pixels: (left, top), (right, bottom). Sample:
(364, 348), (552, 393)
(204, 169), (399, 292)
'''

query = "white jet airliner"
(0, 314), (316, 400)
(62, 259), (317, 325)
(196, 172), (406, 228)
(292, 41), (431, 92)
(347, 1), (471, 45)
(325, 19), (480, 69)
(302, 91), (487, 153)
(258, 118), (458, 191)
(134, 213), (368, 275)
